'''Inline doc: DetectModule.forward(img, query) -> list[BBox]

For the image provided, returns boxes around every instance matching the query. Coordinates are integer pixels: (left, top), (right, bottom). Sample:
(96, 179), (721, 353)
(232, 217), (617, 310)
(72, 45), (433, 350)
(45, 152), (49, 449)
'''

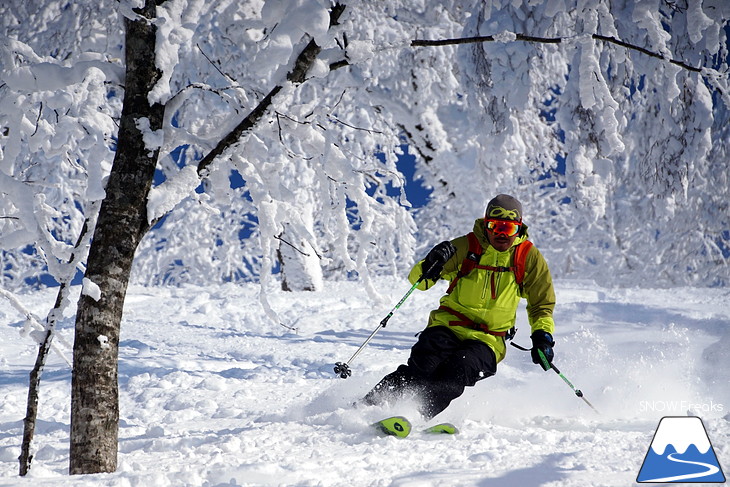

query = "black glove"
(530, 330), (555, 371)
(421, 241), (456, 280)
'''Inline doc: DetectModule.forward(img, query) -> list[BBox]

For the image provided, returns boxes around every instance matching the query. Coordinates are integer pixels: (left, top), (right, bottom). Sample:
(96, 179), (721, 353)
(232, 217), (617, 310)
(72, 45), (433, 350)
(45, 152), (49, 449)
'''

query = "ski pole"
(334, 274), (427, 379)
(536, 348), (600, 414)
(510, 342), (599, 414)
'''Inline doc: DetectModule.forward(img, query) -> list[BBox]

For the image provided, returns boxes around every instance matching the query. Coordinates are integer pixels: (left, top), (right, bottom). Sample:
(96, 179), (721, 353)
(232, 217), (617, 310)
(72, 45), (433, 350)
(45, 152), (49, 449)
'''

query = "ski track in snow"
(0, 277), (728, 486)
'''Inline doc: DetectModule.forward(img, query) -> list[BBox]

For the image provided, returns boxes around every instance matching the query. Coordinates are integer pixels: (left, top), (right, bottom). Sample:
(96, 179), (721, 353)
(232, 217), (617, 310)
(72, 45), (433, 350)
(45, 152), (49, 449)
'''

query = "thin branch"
(178, 82), (242, 97)
(412, 34), (558, 47)
(31, 102), (42, 137)
(277, 320), (299, 333)
(275, 111), (311, 125)
(328, 115), (383, 134)
(412, 33), (705, 74)
(168, 82), (244, 115)
(274, 112), (314, 160)
(593, 34), (701, 73)
(331, 89), (347, 111)
(196, 43), (235, 81)
(274, 234), (311, 257)
(326, 89), (380, 134)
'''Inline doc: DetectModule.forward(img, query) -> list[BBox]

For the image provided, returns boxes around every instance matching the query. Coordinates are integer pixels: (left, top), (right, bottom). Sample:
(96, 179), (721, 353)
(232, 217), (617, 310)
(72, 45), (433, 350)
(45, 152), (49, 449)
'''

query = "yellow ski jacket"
(408, 218), (555, 363)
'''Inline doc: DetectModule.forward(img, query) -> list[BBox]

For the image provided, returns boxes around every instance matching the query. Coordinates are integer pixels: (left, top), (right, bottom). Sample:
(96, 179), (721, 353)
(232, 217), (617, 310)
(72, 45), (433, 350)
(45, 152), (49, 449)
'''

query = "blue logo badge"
(637, 416), (726, 483)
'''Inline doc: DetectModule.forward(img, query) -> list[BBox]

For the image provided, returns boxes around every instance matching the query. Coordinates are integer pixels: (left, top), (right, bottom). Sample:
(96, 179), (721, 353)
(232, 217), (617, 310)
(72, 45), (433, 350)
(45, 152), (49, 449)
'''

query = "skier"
(363, 194), (556, 420)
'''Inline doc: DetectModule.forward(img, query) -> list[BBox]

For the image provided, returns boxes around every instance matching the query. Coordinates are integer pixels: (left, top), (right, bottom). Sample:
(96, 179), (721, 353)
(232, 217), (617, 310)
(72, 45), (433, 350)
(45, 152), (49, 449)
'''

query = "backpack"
(445, 232), (533, 297)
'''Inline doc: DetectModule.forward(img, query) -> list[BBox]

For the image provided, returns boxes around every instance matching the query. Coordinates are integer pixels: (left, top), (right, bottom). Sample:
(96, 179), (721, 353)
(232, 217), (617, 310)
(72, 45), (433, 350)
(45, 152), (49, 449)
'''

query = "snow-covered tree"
(3, 1), (729, 295)
(353, 0), (730, 286)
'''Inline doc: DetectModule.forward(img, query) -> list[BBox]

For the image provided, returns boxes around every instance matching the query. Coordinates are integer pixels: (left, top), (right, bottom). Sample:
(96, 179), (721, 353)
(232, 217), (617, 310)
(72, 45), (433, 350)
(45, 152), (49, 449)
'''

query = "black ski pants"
(363, 326), (497, 419)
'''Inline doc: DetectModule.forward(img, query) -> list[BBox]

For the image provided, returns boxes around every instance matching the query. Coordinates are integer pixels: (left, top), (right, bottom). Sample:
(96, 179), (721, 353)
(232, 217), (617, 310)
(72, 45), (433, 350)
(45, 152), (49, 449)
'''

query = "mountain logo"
(637, 416), (726, 483)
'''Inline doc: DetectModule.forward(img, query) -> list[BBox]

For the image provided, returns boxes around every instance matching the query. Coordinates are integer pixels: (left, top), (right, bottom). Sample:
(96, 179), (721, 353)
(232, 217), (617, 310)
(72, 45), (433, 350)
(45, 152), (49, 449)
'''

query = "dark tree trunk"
(20, 213), (92, 476)
(69, 0), (163, 474)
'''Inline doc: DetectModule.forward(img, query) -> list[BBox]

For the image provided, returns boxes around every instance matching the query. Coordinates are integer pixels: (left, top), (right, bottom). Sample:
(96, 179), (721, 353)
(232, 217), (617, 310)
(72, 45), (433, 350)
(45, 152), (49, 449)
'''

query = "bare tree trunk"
(69, 0), (163, 474)
(20, 214), (94, 476)
(19, 295), (63, 476)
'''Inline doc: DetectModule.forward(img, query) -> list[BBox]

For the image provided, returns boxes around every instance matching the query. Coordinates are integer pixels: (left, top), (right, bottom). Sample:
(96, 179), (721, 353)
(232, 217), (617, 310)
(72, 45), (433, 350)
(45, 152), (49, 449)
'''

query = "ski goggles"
(485, 219), (521, 237)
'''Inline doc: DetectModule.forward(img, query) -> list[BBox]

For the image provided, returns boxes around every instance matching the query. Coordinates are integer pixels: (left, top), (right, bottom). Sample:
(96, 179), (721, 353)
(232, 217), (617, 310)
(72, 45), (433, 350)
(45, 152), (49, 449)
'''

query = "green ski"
(372, 416), (412, 438)
(423, 423), (459, 435)
(372, 417), (459, 437)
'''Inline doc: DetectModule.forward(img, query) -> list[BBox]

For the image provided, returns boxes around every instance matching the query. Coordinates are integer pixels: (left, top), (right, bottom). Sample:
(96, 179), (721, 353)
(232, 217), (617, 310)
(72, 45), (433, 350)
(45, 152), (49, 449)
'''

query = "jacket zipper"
(482, 253), (498, 300)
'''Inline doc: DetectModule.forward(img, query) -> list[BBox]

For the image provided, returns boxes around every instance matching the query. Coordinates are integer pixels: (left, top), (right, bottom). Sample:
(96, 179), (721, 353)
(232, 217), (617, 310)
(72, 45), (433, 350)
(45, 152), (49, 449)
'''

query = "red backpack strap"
(446, 232), (483, 294)
(513, 240), (533, 291)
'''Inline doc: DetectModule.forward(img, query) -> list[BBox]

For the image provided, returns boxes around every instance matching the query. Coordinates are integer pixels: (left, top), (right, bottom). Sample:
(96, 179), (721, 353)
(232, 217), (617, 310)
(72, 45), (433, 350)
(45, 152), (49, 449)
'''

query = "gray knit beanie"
(485, 194), (523, 222)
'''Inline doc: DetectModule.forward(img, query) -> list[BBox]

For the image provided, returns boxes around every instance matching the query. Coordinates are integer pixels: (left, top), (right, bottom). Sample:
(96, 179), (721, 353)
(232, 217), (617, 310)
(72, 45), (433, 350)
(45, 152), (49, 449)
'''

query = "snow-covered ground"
(1, 277), (728, 486)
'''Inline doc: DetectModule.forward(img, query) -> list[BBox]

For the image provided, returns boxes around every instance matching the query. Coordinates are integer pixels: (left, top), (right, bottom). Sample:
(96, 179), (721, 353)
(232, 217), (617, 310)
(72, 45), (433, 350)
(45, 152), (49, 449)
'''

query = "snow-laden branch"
(194, 3), (347, 182)
(144, 3), (348, 233)
(0, 288), (71, 365)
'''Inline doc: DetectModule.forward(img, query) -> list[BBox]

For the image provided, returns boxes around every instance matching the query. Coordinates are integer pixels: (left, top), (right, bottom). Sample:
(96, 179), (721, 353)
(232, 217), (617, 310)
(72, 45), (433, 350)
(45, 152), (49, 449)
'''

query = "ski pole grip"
(537, 348), (552, 371)
(419, 260), (439, 282)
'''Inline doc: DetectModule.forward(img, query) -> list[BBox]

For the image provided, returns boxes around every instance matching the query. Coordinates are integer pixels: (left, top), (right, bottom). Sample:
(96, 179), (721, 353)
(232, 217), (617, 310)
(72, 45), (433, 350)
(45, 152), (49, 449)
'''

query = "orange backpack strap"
(445, 232), (482, 294)
(513, 240), (533, 291)
(446, 235), (533, 295)
(438, 305), (508, 336)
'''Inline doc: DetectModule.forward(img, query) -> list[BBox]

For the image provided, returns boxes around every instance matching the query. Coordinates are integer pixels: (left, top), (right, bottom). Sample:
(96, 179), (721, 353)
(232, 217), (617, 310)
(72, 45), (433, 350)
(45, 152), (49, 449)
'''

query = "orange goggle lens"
(486, 219), (521, 237)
